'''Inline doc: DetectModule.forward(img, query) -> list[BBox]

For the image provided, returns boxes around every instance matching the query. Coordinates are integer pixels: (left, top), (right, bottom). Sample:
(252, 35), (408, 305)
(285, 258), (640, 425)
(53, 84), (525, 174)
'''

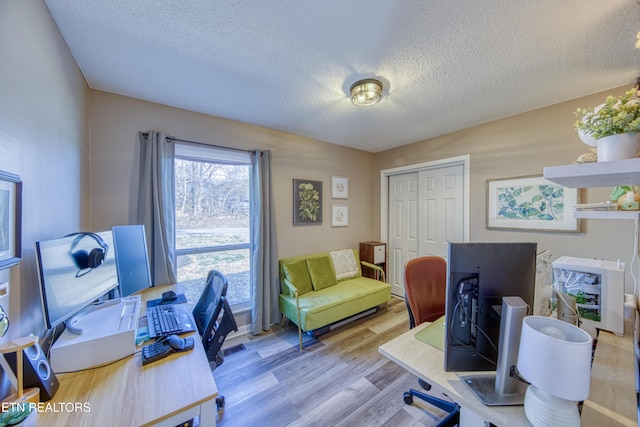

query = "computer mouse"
(167, 334), (186, 350)
(167, 334), (194, 351)
(162, 290), (178, 301)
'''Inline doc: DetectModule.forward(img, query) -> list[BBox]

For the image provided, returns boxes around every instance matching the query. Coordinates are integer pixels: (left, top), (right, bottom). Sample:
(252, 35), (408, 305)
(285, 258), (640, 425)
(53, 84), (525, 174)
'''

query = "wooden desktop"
(379, 316), (638, 427)
(29, 285), (218, 426)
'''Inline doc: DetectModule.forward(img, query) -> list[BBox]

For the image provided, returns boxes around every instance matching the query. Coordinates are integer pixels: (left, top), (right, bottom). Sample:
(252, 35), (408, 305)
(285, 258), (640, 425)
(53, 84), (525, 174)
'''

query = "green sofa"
(278, 249), (391, 349)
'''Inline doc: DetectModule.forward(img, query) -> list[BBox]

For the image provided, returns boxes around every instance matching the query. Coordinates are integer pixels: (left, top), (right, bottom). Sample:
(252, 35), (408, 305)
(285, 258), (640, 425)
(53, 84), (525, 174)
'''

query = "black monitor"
(36, 231), (119, 330)
(112, 224), (153, 296)
(444, 242), (537, 372)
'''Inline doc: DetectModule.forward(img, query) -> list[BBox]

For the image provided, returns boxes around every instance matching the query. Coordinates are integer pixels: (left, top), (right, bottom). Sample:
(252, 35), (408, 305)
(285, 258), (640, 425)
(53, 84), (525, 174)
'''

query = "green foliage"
(574, 89), (640, 139)
(497, 184), (563, 221)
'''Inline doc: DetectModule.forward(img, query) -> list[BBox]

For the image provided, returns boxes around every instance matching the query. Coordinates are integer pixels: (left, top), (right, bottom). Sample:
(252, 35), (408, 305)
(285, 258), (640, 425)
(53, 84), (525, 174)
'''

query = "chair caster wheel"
(403, 392), (413, 405)
(216, 396), (225, 412)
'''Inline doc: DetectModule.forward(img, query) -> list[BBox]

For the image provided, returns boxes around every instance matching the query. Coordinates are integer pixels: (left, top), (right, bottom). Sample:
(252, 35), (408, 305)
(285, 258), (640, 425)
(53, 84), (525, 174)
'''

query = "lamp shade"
(516, 316), (593, 402)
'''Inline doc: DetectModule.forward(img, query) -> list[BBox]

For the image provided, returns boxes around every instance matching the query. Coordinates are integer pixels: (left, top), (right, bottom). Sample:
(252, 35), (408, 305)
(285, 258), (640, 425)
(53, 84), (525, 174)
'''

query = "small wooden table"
(29, 286), (218, 426)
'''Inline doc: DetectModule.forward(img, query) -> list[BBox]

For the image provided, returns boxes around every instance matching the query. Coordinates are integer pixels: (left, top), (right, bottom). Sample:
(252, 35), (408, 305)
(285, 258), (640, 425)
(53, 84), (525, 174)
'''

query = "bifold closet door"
(387, 164), (464, 298)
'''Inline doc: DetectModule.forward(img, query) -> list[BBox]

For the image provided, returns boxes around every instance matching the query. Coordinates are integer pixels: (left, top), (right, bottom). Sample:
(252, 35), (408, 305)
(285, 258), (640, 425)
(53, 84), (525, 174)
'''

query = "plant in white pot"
(574, 86), (640, 162)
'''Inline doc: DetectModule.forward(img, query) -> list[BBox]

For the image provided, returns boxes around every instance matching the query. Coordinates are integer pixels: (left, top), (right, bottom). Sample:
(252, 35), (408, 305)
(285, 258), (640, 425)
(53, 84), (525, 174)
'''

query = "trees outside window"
(174, 144), (251, 308)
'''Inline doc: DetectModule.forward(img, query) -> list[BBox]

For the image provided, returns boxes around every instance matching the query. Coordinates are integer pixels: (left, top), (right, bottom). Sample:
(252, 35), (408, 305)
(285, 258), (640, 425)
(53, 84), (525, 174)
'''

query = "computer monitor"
(444, 242), (537, 372)
(36, 231), (119, 330)
(112, 224), (153, 296)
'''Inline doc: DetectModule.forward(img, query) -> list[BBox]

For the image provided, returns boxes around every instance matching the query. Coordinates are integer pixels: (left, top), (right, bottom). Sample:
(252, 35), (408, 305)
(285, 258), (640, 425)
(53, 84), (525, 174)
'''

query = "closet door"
(418, 165), (464, 259)
(387, 164), (464, 298)
(388, 172), (418, 297)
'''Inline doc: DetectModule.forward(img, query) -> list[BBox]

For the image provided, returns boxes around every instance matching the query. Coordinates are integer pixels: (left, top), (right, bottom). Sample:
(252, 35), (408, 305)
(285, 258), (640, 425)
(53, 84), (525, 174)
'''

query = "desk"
(380, 319), (638, 427)
(379, 322), (529, 427)
(31, 286), (218, 427)
(581, 316), (637, 427)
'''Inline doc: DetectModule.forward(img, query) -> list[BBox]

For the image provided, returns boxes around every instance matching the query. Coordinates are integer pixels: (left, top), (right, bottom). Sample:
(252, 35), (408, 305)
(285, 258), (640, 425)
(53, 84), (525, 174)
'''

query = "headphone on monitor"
(66, 232), (109, 277)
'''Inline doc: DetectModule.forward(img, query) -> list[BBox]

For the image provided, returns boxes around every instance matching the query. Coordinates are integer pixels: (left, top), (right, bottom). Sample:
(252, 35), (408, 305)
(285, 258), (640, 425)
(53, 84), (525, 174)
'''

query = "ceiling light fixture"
(350, 79), (383, 106)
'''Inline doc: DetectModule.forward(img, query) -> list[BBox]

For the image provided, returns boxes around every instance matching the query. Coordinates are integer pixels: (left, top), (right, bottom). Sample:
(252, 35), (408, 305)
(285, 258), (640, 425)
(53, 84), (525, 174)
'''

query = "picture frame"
(293, 179), (322, 226)
(331, 204), (349, 227)
(331, 176), (349, 199)
(0, 170), (22, 270)
(486, 175), (582, 233)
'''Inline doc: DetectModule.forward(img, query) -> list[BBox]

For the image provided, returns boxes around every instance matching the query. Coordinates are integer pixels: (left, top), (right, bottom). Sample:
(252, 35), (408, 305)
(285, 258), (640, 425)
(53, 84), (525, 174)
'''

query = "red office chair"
(403, 256), (460, 427)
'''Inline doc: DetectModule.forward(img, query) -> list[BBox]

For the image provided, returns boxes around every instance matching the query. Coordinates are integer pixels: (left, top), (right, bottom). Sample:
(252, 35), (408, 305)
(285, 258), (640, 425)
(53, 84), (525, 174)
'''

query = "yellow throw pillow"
(306, 256), (337, 290)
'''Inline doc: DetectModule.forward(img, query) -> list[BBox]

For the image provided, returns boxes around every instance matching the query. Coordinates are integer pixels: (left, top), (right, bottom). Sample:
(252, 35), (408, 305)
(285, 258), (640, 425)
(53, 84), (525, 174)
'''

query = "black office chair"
(192, 270), (239, 413)
(403, 257), (460, 427)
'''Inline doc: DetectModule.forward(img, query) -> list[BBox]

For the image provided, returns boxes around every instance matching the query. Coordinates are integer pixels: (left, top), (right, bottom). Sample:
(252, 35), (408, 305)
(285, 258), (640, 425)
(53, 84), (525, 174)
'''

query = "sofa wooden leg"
(281, 314), (285, 326)
(298, 325), (303, 351)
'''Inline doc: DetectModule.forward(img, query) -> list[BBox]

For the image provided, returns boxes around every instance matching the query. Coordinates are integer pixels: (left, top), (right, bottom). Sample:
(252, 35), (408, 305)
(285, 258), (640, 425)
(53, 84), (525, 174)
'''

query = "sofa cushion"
(329, 249), (361, 281)
(307, 256), (337, 290)
(278, 276), (391, 331)
(282, 260), (313, 295)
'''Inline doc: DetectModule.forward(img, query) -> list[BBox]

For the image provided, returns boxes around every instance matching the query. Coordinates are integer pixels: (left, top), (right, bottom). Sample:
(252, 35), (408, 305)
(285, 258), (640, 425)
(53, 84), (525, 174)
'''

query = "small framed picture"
(331, 204), (349, 227)
(331, 176), (349, 199)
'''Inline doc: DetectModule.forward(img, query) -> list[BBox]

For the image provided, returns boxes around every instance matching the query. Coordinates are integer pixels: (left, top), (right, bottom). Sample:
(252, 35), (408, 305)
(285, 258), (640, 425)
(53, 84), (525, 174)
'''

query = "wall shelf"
(573, 210), (640, 220)
(543, 158), (640, 188)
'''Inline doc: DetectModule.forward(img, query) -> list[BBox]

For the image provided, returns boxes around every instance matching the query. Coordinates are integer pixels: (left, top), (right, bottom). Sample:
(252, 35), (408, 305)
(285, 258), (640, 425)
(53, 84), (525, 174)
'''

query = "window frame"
(173, 142), (252, 310)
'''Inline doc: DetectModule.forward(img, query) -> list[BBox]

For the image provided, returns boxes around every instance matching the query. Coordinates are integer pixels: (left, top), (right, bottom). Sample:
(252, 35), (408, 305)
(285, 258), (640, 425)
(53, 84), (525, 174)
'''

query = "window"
(174, 143), (251, 309)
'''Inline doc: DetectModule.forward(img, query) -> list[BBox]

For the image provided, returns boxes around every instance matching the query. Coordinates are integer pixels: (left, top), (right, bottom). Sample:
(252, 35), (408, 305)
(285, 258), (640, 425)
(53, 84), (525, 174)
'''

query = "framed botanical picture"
(293, 179), (322, 226)
(486, 175), (582, 233)
(331, 204), (349, 227)
(0, 170), (22, 270)
(331, 176), (349, 199)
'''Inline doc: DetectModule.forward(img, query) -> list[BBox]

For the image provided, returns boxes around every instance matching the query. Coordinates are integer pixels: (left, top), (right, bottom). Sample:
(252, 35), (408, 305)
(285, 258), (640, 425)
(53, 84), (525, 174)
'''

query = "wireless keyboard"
(147, 304), (183, 337)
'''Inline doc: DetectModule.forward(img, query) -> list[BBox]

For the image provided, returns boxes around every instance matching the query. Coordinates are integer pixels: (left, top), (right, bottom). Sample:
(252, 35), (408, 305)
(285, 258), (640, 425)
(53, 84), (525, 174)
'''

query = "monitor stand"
(458, 296), (529, 406)
(50, 296), (141, 373)
(64, 299), (121, 335)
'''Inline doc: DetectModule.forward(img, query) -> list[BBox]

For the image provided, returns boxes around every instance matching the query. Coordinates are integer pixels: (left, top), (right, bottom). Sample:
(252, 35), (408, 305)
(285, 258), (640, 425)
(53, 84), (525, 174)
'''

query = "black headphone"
(66, 232), (109, 277)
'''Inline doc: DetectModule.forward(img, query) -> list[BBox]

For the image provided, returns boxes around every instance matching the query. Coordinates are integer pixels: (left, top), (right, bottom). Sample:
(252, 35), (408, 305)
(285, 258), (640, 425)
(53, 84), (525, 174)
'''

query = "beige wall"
(374, 86), (638, 293)
(87, 91), (376, 261)
(0, 1), (88, 339)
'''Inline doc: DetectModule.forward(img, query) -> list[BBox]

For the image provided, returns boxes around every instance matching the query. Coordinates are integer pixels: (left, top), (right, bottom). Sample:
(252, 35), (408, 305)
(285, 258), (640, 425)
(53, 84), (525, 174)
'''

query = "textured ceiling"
(44, 0), (640, 153)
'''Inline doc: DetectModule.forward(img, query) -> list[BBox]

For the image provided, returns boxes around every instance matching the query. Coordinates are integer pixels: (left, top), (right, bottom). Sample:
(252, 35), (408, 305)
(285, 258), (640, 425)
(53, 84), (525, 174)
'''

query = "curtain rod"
(142, 132), (253, 154)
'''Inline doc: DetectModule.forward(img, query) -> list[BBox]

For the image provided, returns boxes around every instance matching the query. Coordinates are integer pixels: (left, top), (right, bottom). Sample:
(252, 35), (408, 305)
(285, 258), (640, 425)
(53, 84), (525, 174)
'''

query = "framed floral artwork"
(486, 175), (582, 232)
(0, 170), (22, 270)
(293, 179), (322, 225)
(331, 176), (349, 199)
(331, 204), (349, 227)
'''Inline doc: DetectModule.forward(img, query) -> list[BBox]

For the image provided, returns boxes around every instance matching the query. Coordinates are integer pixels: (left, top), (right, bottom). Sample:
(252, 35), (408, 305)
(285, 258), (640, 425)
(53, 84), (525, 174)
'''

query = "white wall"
(0, 0), (88, 338)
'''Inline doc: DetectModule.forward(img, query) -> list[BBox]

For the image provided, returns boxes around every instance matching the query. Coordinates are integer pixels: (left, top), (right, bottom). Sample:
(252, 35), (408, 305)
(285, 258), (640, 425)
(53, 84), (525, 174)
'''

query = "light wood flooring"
(212, 297), (450, 427)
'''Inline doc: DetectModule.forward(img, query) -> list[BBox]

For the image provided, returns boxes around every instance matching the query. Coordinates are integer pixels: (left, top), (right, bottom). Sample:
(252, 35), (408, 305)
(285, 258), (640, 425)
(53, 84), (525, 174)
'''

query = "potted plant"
(574, 87), (640, 162)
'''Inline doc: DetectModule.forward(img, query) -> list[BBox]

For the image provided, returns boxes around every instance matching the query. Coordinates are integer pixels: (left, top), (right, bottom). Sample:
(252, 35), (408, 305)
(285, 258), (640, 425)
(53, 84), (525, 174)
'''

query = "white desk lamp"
(516, 316), (593, 427)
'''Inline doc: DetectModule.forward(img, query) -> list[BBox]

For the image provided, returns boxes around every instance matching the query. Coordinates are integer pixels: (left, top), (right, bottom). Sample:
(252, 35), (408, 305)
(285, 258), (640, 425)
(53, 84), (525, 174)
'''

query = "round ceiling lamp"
(350, 79), (383, 106)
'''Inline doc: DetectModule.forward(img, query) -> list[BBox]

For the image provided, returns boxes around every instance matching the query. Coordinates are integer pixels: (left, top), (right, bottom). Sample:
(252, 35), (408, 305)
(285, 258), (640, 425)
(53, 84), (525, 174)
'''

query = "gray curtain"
(250, 149), (279, 334)
(137, 131), (177, 286)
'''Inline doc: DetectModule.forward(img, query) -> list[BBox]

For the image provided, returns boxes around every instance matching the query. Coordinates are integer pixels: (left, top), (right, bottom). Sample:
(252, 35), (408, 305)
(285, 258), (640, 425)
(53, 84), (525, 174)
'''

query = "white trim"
(380, 155), (471, 244)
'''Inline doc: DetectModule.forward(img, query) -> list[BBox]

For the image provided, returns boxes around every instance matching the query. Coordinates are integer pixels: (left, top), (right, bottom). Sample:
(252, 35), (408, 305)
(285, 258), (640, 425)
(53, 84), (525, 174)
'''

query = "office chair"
(192, 270), (238, 413)
(402, 256), (460, 427)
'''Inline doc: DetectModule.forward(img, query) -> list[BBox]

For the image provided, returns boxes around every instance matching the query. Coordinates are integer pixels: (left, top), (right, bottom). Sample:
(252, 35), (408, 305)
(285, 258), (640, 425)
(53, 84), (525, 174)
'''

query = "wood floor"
(212, 297), (451, 427)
